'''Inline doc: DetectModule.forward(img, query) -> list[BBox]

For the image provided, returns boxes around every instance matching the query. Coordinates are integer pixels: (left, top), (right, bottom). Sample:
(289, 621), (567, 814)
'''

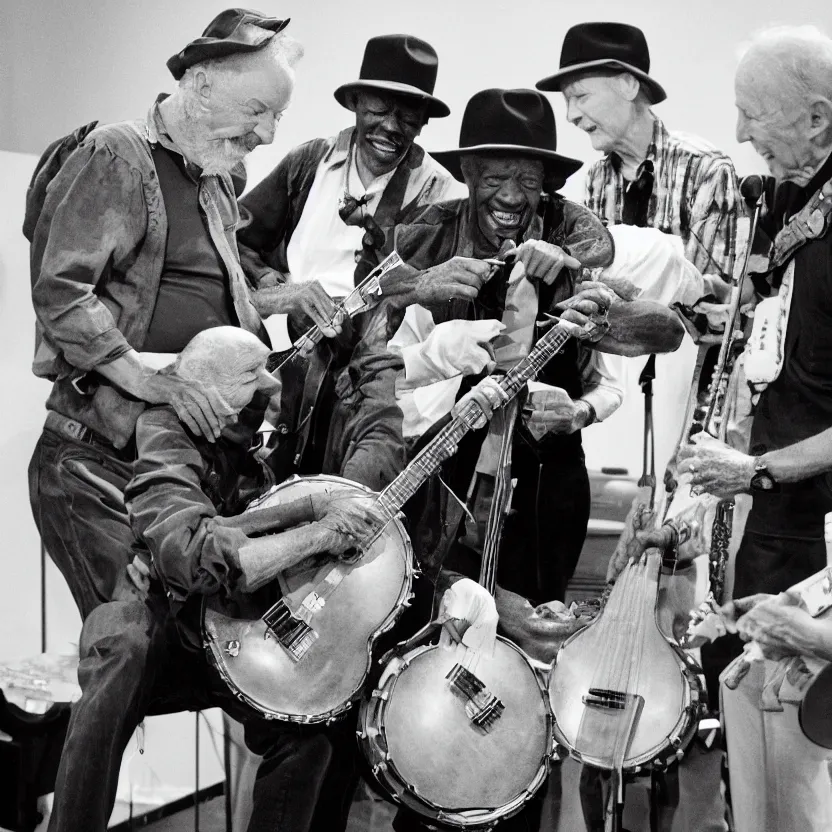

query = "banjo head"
(364, 638), (552, 825)
(206, 474), (414, 722)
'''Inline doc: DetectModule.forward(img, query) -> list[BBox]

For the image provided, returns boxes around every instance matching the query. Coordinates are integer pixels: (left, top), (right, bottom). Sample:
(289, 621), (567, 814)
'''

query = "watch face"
(751, 472), (775, 491)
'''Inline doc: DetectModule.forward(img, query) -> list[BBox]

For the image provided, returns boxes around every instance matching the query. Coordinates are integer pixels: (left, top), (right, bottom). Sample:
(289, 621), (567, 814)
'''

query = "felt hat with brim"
(334, 34), (450, 118)
(167, 8), (290, 81)
(431, 88), (583, 183)
(535, 22), (666, 105)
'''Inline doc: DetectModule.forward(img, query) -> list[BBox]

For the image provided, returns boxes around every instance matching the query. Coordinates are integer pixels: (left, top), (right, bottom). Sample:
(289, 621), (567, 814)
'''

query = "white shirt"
(286, 144), (396, 298)
(582, 225), (717, 483)
(389, 302), (624, 439)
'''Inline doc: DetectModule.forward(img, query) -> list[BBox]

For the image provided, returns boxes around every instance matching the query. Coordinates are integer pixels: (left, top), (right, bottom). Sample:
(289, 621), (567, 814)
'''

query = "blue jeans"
(47, 594), (358, 832)
(28, 427), (137, 617)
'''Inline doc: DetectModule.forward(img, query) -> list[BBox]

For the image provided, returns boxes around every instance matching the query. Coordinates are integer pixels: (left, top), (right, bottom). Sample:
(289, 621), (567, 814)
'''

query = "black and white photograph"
(2, 1), (832, 830)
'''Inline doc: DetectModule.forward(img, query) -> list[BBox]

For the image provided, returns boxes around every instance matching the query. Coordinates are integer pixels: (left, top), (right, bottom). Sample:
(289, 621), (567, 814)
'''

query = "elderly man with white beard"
(27, 9), (302, 620)
(679, 25), (832, 832)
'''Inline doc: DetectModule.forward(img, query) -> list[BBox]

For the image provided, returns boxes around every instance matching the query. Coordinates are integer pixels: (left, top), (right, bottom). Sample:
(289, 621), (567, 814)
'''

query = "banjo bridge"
(446, 664), (505, 730)
(262, 599), (318, 662)
(583, 688), (630, 711)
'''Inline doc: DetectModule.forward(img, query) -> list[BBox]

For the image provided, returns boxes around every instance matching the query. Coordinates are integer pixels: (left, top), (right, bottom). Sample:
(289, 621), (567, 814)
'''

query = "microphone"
(739, 174), (771, 208)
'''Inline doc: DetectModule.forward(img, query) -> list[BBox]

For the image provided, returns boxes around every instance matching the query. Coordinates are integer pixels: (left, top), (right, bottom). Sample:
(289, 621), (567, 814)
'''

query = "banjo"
(204, 310), (578, 723)
(549, 551), (704, 828)
(359, 399), (553, 828)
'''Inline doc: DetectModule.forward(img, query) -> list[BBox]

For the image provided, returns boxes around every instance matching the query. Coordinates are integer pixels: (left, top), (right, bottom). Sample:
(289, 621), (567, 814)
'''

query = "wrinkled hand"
(510, 240), (581, 286)
(318, 495), (383, 555)
(554, 281), (615, 342)
(522, 386), (583, 437)
(736, 594), (827, 659)
(606, 523), (677, 583)
(145, 369), (236, 442)
(452, 377), (509, 429)
(437, 577), (499, 656)
(677, 434), (756, 498)
(496, 587), (589, 664)
(718, 594), (776, 633)
(423, 319), (504, 377)
(409, 257), (496, 305)
(259, 280), (342, 338)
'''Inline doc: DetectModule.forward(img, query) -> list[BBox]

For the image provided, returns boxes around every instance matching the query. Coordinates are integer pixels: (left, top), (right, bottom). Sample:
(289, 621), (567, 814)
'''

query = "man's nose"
(255, 113), (278, 145)
(735, 111), (751, 144)
(495, 180), (525, 208)
(566, 97), (581, 126)
(257, 367), (281, 395)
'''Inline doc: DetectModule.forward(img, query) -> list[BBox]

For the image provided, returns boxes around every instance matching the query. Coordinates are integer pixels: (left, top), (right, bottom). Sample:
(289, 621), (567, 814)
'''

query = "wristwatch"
(750, 458), (780, 493)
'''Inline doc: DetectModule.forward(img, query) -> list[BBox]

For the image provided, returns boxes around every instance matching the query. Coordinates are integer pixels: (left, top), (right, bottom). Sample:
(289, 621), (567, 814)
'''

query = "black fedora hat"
(431, 88), (583, 182)
(334, 34), (450, 119)
(536, 22), (666, 104)
(167, 8), (290, 81)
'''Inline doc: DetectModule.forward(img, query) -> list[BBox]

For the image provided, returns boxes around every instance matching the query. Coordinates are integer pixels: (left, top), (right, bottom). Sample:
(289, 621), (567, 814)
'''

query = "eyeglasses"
(622, 159), (655, 227)
(338, 192), (386, 263)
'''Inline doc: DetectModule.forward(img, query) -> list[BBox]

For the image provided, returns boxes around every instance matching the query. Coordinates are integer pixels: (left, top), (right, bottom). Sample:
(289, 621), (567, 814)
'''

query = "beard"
(180, 98), (257, 174)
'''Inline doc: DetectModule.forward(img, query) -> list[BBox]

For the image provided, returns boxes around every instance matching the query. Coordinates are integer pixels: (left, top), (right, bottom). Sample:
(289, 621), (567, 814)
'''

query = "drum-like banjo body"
(360, 627), (553, 828)
(549, 554), (704, 771)
(205, 311), (577, 725)
(204, 475), (413, 723)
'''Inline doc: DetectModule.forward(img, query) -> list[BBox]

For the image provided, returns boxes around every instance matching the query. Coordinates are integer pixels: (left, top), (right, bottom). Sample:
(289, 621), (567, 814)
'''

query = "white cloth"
(744, 260), (795, 391)
(721, 660), (832, 832)
(437, 577), (499, 657)
(582, 225), (716, 482)
(388, 303), (623, 439)
(285, 134), (465, 299)
(286, 143), (396, 298)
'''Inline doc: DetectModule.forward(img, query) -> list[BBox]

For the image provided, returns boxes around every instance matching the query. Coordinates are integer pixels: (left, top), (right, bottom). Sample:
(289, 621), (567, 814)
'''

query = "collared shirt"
(286, 140), (397, 297)
(584, 116), (741, 280)
(239, 127), (464, 293)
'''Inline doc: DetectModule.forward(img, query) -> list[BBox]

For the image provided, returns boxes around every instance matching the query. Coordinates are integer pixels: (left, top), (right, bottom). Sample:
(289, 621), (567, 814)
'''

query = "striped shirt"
(584, 116), (741, 280)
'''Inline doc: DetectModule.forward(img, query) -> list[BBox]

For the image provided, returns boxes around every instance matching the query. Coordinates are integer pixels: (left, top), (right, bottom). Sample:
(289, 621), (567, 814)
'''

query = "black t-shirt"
(746, 153), (832, 539)
(142, 146), (238, 352)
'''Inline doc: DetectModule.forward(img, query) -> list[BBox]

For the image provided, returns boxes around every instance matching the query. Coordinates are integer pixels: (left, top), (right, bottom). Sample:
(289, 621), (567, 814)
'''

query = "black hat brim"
(536, 59), (667, 105)
(334, 80), (450, 118)
(431, 144), (583, 183)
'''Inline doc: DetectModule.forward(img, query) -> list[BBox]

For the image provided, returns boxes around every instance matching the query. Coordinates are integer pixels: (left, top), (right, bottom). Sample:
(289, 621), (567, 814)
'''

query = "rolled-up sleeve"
(31, 142), (146, 371)
(125, 407), (249, 614)
(685, 159), (740, 281)
(581, 350), (624, 422)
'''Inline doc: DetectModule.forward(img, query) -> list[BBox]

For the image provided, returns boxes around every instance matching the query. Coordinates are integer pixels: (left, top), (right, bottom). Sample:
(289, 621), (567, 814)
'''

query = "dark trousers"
(47, 594), (358, 832)
(28, 427), (136, 617)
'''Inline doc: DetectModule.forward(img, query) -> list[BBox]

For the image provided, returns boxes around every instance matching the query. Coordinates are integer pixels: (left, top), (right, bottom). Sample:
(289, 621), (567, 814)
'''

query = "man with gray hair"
(26, 8), (302, 619)
(680, 24), (832, 831)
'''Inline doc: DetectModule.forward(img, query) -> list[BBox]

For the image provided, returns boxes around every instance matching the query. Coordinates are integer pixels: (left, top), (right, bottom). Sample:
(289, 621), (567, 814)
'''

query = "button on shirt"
(286, 144), (396, 298)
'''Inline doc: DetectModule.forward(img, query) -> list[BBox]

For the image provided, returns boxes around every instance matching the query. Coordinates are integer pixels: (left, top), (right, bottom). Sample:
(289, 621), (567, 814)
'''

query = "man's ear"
(193, 70), (213, 104)
(808, 97), (832, 142)
(614, 72), (641, 103)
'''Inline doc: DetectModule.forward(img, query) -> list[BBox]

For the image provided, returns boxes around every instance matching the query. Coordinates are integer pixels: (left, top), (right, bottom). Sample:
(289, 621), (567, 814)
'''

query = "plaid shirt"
(584, 116), (741, 280)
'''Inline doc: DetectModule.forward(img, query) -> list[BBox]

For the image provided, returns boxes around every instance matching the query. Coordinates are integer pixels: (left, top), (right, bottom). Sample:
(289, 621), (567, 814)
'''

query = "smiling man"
(26, 8), (302, 620)
(384, 87), (684, 832)
(678, 27), (832, 830)
(238, 33), (482, 496)
(538, 22), (740, 283)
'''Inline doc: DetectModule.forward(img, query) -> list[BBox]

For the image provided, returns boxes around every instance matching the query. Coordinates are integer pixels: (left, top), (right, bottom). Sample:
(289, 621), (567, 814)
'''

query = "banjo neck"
(369, 322), (573, 540)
